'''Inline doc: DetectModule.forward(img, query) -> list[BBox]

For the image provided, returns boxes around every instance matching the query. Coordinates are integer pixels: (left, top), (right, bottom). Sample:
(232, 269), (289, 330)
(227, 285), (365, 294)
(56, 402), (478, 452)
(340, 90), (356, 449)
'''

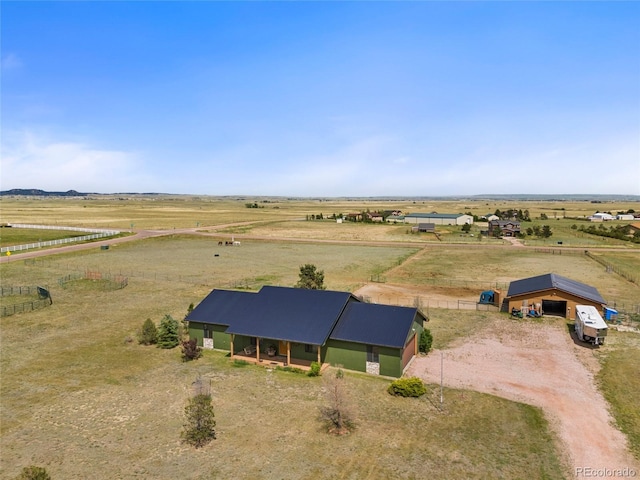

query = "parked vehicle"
(575, 305), (608, 345)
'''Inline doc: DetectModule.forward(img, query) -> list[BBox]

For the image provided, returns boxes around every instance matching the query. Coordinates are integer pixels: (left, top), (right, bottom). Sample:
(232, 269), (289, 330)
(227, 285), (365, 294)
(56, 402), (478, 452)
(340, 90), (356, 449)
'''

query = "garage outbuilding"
(505, 273), (606, 320)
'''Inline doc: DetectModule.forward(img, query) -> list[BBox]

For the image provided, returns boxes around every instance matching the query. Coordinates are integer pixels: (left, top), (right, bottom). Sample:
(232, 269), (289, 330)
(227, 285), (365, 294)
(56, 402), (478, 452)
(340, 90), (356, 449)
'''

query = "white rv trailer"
(575, 305), (608, 345)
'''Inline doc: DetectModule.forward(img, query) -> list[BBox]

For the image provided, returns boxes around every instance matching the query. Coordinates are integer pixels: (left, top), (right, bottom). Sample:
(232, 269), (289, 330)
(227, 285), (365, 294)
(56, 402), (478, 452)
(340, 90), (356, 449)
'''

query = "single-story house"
(187, 285), (427, 378)
(505, 273), (606, 319)
(616, 214), (635, 221)
(411, 223), (436, 233)
(488, 220), (521, 237)
(482, 214), (499, 222)
(404, 213), (473, 226)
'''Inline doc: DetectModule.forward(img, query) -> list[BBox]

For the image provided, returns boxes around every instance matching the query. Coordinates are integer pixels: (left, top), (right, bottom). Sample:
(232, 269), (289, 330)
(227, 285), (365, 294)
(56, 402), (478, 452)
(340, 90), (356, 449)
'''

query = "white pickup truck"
(575, 305), (608, 346)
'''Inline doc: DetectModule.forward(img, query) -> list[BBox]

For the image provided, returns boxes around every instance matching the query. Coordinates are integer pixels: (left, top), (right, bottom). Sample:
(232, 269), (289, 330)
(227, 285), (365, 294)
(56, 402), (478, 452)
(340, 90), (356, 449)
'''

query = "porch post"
(287, 341), (291, 365)
(230, 334), (235, 358)
(317, 346), (321, 365)
(256, 337), (260, 361)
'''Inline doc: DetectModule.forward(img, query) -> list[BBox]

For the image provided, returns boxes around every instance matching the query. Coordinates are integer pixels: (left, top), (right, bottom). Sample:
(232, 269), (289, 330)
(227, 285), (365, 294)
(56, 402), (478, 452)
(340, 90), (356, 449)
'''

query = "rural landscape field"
(1, 195), (639, 479)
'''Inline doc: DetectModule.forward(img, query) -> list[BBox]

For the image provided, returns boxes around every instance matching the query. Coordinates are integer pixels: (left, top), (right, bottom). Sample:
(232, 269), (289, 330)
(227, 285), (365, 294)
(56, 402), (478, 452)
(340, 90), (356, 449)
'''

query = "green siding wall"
(212, 325), (230, 350)
(325, 340), (403, 377)
(189, 323), (231, 350)
(325, 340), (367, 373)
(189, 322), (205, 346)
(378, 346), (402, 378)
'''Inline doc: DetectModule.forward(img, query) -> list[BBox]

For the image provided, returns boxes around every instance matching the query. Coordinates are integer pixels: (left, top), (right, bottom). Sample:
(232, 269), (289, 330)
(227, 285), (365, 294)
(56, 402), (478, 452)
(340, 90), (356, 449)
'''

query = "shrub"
(15, 466), (51, 480)
(181, 338), (202, 361)
(182, 393), (216, 448)
(138, 318), (158, 345)
(308, 361), (321, 377)
(319, 368), (355, 434)
(419, 329), (433, 354)
(157, 314), (180, 349)
(387, 377), (427, 397)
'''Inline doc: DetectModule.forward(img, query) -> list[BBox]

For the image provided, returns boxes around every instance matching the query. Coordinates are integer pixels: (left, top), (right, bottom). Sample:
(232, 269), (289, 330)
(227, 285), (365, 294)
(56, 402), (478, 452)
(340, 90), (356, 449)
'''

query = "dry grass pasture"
(1, 196), (639, 479)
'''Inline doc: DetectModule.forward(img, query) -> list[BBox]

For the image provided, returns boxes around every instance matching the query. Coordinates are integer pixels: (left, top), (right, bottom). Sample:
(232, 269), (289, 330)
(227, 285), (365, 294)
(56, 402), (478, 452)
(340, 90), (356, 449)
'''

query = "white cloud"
(0, 131), (153, 193)
(1, 53), (23, 70)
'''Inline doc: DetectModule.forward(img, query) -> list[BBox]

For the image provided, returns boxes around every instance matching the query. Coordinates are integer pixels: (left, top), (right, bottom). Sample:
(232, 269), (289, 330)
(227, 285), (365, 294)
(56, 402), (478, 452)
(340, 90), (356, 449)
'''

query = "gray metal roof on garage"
(330, 302), (422, 349)
(224, 286), (356, 345)
(506, 273), (606, 304)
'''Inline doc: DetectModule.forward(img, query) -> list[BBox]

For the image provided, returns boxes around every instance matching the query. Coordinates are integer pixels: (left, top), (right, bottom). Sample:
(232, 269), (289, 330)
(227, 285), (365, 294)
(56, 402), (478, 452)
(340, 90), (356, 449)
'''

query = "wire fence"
(584, 251), (638, 285)
(58, 271), (128, 290)
(1, 224), (120, 254)
(1, 285), (52, 317)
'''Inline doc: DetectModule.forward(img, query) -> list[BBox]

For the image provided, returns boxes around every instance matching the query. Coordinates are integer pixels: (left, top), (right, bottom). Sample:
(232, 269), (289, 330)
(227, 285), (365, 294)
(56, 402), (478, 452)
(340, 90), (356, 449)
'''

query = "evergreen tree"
(182, 393), (216, 448)
(138, 318), (158, 345)
(295, 264), (326, 290)
(157, 314), (180, 349)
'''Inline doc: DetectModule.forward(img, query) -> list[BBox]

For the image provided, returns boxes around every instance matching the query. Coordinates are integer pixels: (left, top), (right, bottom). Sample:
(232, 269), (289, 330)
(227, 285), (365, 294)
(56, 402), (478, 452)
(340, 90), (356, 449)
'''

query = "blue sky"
(2, 2), (639, 196)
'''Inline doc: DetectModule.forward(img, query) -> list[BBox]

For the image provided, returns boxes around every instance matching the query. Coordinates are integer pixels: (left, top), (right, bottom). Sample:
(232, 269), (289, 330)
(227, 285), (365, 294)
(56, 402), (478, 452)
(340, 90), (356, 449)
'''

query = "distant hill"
(0, 189), (89, 197)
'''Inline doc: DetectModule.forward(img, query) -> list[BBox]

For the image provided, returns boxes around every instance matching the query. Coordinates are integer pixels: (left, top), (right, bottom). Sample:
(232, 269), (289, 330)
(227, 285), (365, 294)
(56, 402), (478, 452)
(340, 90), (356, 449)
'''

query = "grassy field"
(1, 196), (639, 478)
(0, 268), (566, 478)
(596, 330), (640, 461)
(0, 228), (91, 248)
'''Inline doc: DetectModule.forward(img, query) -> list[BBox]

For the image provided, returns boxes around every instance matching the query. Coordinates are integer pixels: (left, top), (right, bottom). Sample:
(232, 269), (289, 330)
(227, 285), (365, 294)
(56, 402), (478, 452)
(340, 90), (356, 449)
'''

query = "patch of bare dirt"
(354, 282), (479, 308)
(407, 322), (640, 478)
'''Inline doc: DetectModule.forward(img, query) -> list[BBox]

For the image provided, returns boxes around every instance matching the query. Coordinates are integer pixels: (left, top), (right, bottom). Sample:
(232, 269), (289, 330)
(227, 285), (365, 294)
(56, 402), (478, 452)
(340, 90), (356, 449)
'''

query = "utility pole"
(440, 351), (444, 410)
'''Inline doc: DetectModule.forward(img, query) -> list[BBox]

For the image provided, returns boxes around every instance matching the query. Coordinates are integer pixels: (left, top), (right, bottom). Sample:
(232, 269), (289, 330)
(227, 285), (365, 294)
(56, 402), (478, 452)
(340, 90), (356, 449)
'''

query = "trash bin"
(604, 307), (618, 321)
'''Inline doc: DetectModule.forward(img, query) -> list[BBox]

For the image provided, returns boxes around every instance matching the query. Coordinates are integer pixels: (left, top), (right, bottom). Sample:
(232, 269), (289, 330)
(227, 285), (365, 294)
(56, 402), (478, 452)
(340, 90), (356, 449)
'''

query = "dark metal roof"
(186, 289), (256, 326)
(330, 303), (422, 349)
(224, 286), (355, 345)
(506, 273), (606, 304)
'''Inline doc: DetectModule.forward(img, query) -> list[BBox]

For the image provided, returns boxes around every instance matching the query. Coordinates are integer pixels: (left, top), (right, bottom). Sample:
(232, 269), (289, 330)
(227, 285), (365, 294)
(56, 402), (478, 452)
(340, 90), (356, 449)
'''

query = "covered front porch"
(230, 334), (324, 371)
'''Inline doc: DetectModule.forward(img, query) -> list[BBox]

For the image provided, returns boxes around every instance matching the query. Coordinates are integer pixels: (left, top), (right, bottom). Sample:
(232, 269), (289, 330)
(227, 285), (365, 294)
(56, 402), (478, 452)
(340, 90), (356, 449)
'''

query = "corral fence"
(1, 224), (120, 254)
(584, 251), (638, 285)
(359, 295), (499, 312)
(1, 285), (52, 317)
(58, 271), (128, 290)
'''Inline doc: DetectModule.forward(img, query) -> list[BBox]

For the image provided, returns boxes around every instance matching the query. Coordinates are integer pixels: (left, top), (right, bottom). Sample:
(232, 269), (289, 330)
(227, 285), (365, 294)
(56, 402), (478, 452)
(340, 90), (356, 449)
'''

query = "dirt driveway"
(407, 322), (639, 478)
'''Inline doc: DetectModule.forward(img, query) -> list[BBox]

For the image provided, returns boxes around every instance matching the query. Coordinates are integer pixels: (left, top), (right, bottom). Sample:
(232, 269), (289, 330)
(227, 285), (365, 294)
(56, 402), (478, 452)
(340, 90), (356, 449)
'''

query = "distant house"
(616, 214), (635, 221)
(482, 214), (499, 222)
(588, 213), (614, 222)
(488, 220), (521, 237)
(505, 273), (606, 319)
(366, 212), (384, 222)
(404, 213), (473, 226)
(186, 286), (427, 378)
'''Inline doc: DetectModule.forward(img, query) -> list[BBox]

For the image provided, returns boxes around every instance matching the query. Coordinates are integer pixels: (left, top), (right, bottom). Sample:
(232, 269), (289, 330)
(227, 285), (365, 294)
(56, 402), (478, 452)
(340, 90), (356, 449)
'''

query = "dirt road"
(407, 322), (639, 478)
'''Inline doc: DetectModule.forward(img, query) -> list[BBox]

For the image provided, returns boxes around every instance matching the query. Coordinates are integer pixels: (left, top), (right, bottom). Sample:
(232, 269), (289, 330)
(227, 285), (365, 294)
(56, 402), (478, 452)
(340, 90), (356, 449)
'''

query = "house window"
(203, 326), (212, 339)
(367, 346), (379, 363)
(305, 344), (318, 353)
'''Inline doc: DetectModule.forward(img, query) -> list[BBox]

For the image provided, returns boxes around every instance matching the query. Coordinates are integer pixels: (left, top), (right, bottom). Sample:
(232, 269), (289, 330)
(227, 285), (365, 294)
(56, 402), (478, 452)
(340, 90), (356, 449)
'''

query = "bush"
(308, 361), (321, 377)
(138, 318), (158, 345)
(419, 329), (433, 354)
(181, 338), (202, 361)
(15, 466), (51, 480)
(387, 377), (427, 397)
(182, 393), (216, 448)
(157, 314), (180, 349)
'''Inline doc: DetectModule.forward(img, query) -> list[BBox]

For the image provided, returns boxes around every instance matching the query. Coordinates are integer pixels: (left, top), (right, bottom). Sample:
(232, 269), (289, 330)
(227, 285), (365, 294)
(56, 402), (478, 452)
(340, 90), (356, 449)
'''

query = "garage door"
(542, 300), (567, 317)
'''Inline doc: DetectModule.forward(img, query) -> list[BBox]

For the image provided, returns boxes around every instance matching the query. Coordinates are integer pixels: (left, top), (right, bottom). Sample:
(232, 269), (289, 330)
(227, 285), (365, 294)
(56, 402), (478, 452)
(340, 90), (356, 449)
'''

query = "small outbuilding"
(505, 273), (606, 319)
(404, 213), (473, 226)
